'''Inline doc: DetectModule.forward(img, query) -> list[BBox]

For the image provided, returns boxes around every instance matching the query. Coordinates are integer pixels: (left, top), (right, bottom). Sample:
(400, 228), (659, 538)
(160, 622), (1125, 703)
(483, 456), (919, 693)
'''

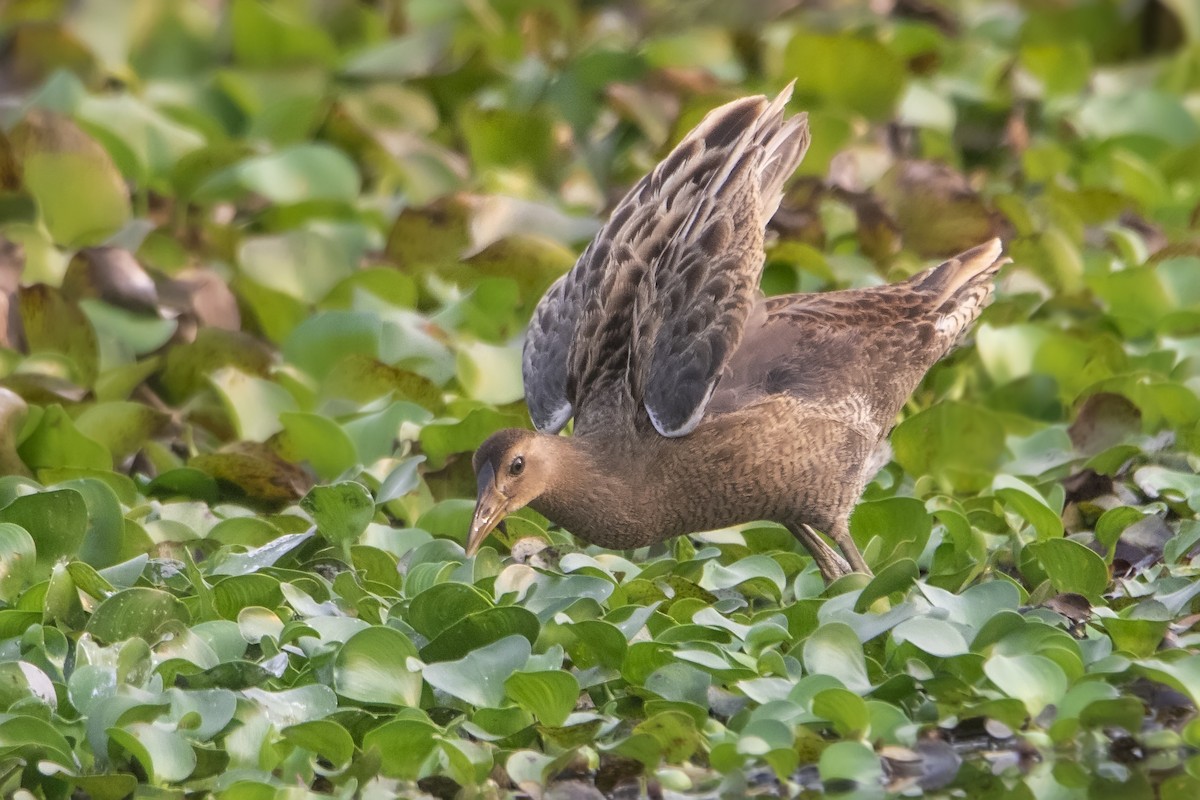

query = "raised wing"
(522, 86), (810, 436)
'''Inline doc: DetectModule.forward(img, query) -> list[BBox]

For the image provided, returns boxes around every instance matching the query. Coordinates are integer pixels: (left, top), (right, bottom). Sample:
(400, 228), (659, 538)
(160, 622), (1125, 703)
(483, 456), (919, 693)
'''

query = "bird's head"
(467, 428), (549, 555)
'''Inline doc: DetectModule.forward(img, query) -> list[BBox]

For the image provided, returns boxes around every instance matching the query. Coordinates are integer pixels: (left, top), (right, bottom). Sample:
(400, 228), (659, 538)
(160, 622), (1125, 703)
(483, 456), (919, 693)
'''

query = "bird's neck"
(528, 426), (752, 550)
(530, 434), (663, 549)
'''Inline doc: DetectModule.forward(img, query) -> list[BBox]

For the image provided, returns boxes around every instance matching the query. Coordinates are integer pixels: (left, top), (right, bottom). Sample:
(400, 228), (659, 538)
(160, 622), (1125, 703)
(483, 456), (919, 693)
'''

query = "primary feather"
(523, 85), (811, 437)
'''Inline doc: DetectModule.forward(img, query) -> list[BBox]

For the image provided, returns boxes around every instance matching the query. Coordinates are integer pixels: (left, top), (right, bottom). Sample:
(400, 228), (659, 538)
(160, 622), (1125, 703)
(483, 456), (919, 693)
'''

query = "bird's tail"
(911, 238), (1007, 307)
(908, 238), (1007, 341)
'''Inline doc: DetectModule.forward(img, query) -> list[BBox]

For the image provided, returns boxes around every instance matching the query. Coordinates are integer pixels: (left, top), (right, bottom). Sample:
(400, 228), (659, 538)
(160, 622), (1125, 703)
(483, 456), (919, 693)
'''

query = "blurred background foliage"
(3, 0), (1200, 797)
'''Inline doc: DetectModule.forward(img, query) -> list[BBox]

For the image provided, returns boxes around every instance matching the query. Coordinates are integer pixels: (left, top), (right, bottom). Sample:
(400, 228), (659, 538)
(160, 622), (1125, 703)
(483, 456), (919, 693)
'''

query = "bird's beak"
(467, 462), (507, 555)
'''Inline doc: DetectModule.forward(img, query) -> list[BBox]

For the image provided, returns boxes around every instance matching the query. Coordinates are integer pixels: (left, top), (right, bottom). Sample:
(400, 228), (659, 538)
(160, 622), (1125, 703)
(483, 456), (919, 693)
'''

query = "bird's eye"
(509, 456), (525, 476)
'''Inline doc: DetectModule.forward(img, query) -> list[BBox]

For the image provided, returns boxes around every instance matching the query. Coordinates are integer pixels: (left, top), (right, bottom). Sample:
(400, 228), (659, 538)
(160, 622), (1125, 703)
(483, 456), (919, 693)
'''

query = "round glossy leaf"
(301, 481), (375, 547)
(421, 606), (540, 663)
(363, 718), (439, 780)
(283, 719), (355, 768)
(811, 687), (870, 738)
(85, 587), (191, 644)
(505, 670), (579, 727)
(0, 523), (36, 602)
(802, 623), (871, 695)
(1027, 539), (1109, 600)
(333, 626), (422, 707)
(423, 634), (531, 708)
(108, 723), (196, 784)
(818, 740), (882, 785)
(984, 653), (1069, 717)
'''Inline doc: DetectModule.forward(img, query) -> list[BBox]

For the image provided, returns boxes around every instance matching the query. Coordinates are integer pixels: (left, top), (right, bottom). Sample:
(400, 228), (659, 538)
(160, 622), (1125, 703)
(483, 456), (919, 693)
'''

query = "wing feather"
(521, 85), (811, 436)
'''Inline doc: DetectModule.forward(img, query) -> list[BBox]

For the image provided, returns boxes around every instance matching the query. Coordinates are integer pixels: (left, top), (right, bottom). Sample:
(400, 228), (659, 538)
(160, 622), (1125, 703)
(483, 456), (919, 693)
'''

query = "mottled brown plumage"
(469, 86), (1006, 580)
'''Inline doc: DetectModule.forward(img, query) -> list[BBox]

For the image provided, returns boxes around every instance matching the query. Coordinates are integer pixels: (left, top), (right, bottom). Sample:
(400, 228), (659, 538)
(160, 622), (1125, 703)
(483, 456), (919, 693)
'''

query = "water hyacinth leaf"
(108, 723), (196, 783)
(18, 405), (110, 471)
(421, 606), (541, 663)
(854, 558), (918, 612)
(818, 740), (883, 785)
(1101, 616), (1169, 659)
(377, 455), (426, 503)
(505, 670), (579, 727)
(699, 555), (786, 599)
(811, 687), (871, 739)
(892, 402), (1006, 493)
(0, 714), (78, 768)
(73, 402), (168, 467)
(984, 653), (1069, 717)
(242, 685), (338, 727)
(85, 587), (191, 644)
(1027, 539), (1109, 601)
(213, 574), (284, 620)
(282, 312), (381, 380)
(892, 616), (970, 658)
(55, 772), (138, 800)
(0, 489), (88, 571)
(0, 523), (36, 602)
(423, 634), (532, 708)
(633, 710), (701, 763)
(194, 144), (360, 205)
(803, 622), (872, 695)
(208, 532), (313, 577)
(301, 481), (375, 548)
(283, 719), (355, 768)
(59, 478), (124, 568)
(209, 368), (298, 441)
(407, 581), (493, 639)
(166, 688), (238, 741)
(273, 412), (358, 481)
(784, 32), (905, 119)
(9, 110), (131, 245)
(851, 498), (932, 567)
(321, 355), (444, 411)
(364, 718), (440, 780)
(1138, 655), (1200, 707)
(994, 476), (1064, 540)
(333, 626), (422, 707)
(238, 228), (359, 305)
(457, 339), (525, 405)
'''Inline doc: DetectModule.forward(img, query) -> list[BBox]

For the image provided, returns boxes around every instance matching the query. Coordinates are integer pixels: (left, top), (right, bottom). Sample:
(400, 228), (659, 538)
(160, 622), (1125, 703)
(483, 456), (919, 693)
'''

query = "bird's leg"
(789, 523), (851, 582)
(827, 518), (872, 576)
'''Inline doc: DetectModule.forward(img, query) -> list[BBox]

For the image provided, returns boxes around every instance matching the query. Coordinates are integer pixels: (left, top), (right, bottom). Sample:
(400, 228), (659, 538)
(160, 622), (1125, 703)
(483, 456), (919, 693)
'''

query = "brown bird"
(467, 86), (1005, 581)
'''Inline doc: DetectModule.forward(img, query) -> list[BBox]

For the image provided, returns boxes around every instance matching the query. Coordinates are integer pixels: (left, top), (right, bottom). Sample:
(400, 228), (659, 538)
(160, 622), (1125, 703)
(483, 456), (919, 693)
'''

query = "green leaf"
(803, 623), (871, 695)
(784, 32), (906, 119)
(85, 587), (191, 643)
(11, 111), (131, 245)
(892, 402), (1006, 493)
(423, 634), (532, 708)
(0, 523), (36, 602)
(364, 718), (439, 780)
(0, 489), (88, 571)
(892, 616), (970, 658)
(108, 723), (197, 784)
(283, 719), (355, 768)
(1027, 539), (1109, 601)
(811, 687), (871, 738)
(984, 653), (1069, 716)
(421, 606), (541, 663)
(505, 670), (579, 727)
(301, 482), (375, 548)
(333, 626), (422, 707)
(195, 144), (360, 205)
(18, 405), (110, 471)
(854, 559), (918, 612)
(818, 740), (882, 785)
